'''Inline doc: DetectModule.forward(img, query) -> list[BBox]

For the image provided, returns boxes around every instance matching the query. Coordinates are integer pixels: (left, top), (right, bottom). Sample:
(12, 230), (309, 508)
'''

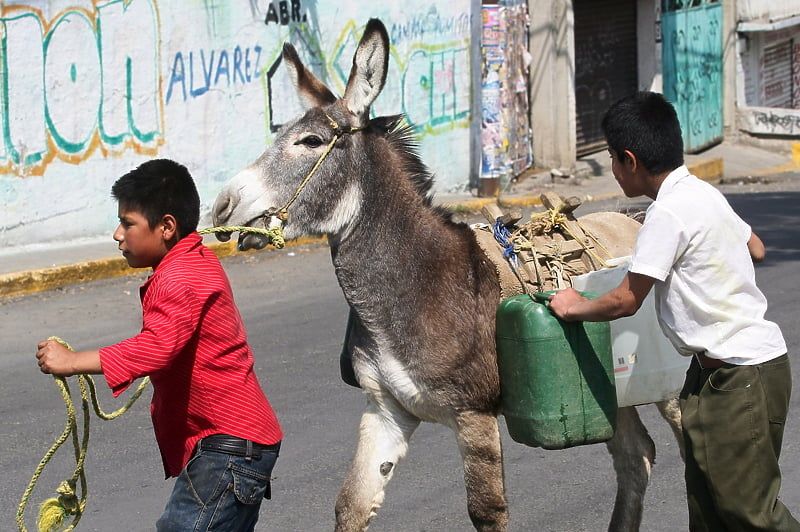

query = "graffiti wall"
(0, 0), (474, 250)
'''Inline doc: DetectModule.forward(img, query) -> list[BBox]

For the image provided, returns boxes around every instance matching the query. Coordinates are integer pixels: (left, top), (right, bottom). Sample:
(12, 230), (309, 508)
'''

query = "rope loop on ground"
(17, 337), (149, 532)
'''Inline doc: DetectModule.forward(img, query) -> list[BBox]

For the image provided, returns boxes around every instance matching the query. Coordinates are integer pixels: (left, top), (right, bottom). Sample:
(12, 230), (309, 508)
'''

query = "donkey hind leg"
(655, 395), (685, 461)
(454, 410), (508, 532)
(334, 394), (420, 532)
(606, 406), (656, 532)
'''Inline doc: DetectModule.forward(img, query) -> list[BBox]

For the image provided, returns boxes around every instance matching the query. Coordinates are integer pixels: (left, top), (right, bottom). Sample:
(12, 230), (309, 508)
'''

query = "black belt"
(198, 434), (280, 459)
(696, 351), (727, 369)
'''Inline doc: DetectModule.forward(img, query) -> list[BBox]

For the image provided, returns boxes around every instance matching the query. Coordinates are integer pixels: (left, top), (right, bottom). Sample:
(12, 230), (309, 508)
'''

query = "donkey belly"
(355, 352), (456, 425)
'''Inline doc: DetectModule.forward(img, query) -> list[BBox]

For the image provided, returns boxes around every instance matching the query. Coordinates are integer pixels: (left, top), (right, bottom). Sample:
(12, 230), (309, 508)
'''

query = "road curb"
(0, 153), (781, 300)
(1, 190), (620, 300)
(688, 157), (724, 183)
(0, 236), (326, 300)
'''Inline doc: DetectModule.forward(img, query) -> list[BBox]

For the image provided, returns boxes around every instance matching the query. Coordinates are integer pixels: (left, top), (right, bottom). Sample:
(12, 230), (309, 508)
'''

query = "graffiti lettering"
(264, 0), (306, 25)
(662, 9), (723, 149)
(265, 21), (471, 138)
(166, 45), (263, 104)
(401, 47), (470, 133)
(752, 110), (800, 134)
(0, 0), (161, 175)
(389, 8), (470, 45)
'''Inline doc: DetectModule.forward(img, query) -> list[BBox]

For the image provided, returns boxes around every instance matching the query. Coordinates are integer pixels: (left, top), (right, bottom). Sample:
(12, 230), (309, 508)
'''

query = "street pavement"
(2, 177), (800, 530)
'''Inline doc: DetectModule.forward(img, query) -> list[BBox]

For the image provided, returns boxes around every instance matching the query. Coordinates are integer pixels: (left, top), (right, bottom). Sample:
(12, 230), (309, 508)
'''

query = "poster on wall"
(479, 2), (532, 184)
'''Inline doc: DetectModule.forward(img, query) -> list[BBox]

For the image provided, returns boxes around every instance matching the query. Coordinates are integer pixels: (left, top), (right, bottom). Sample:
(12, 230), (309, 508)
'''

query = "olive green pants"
(680, 354), (799, 531)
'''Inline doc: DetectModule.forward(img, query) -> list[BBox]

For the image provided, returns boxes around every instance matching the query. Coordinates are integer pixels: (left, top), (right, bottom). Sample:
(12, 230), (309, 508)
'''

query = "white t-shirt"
(629, 166), (786, 365)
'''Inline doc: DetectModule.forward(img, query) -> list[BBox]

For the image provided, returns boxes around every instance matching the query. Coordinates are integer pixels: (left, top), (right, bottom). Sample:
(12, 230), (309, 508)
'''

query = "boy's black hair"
(601, 91), (684, 174)
(112, 159), (200, 237)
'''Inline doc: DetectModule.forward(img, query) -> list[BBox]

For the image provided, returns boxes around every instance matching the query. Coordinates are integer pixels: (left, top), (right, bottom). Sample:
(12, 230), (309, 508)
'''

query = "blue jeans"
(156, 442), (280, 531)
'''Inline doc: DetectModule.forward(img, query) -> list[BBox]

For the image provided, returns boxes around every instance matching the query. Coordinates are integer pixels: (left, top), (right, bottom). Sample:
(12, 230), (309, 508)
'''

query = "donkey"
(212, 19), (684, 531)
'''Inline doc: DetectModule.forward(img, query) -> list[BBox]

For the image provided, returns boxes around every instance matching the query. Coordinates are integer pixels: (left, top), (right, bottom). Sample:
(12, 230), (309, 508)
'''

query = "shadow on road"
(727, 192), (800, 265)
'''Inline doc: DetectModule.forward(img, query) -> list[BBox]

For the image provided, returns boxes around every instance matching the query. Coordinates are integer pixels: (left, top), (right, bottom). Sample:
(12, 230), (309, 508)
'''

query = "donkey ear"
(283, 43), (337, 109)
(343, 19), (389, 119)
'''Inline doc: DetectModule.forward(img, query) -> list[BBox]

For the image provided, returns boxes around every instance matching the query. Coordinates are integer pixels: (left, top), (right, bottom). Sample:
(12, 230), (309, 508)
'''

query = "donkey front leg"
(454, 410), (508, 532)
(606, 406), (656, 532)
(335, 394), (419, 532)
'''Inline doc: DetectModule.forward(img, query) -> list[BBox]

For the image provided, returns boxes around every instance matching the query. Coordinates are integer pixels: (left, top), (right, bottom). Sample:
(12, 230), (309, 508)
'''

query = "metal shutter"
(574, 0), (638, 155)
(761, 39), (793, 108)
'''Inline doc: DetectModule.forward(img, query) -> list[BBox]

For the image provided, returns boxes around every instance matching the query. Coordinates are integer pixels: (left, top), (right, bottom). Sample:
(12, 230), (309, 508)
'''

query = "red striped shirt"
(99, 233), (282, 477)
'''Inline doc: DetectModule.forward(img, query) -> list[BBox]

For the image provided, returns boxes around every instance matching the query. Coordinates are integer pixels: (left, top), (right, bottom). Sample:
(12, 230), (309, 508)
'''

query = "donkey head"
(212, 19), (390, 250)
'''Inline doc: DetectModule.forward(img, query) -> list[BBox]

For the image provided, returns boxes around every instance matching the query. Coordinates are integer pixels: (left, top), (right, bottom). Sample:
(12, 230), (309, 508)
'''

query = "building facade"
(3, 0), (797, 252)
(736, 1), (800, 138)
(528, 0), (799, 170)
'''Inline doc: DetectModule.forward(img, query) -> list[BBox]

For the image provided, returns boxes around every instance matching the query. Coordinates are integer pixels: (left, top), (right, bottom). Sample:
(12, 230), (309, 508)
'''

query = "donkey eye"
(296, 135), (324, 148)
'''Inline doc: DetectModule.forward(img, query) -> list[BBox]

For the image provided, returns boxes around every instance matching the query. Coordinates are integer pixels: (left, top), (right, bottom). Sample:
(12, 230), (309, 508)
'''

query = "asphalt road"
(2, 187), (799, 531)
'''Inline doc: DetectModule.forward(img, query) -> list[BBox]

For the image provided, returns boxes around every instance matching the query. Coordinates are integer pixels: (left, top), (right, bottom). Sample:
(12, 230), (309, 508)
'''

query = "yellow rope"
(17, 337), (150, 532)
(558, 222), (609, 269)
(518, 208), (609, 269)
(279, 112), (365, 215)
(198, 225), (285, 249)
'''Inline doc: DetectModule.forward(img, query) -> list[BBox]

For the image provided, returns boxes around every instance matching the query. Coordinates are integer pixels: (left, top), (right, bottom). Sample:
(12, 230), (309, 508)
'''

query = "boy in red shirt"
(36, 159), (283, 531)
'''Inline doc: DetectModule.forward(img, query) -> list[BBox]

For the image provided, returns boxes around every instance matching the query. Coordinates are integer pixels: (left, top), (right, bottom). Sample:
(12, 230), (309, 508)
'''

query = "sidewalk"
(2, 140), (798, 299)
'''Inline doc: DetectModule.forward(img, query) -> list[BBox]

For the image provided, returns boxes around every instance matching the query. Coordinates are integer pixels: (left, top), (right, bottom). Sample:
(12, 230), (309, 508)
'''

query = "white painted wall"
(0, 0), (475, 250)
(737, 0), (800, 22)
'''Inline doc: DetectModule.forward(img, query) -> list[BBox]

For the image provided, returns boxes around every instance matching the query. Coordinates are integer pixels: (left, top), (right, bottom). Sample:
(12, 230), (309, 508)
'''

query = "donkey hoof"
(379, 462), (394, 476)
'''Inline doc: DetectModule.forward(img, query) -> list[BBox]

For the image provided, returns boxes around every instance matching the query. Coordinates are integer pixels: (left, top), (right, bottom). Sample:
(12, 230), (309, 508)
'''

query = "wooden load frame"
(479, 192), (615, 294)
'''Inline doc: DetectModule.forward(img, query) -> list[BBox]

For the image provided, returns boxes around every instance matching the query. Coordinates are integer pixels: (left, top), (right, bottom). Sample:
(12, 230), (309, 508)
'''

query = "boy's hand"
(36, 339), (75, 376)
(548, 288), (586, 321)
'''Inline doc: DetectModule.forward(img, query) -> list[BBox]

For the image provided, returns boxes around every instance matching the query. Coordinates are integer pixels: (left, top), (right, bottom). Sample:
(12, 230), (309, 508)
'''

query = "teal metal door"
(662, 0), (723, 152)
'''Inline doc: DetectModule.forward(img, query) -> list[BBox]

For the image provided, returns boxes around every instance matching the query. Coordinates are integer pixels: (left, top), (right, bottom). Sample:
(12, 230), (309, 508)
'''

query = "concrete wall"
(637, 0), (662, 92)
(528, 0), (575, 171)
(0, 0), (475, 250)
(723, 0), (738, 135)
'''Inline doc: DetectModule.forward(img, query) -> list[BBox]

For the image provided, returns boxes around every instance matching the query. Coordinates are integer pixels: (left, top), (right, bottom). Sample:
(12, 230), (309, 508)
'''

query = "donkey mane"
(370, 114), (454, 222)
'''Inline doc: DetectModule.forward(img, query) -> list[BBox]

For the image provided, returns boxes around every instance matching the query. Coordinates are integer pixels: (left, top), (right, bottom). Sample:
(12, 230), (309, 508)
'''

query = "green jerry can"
(496, 292), (617, 449)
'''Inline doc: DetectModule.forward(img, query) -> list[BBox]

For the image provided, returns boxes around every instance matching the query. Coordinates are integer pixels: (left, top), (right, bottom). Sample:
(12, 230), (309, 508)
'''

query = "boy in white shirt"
(549, 91), (797, 531)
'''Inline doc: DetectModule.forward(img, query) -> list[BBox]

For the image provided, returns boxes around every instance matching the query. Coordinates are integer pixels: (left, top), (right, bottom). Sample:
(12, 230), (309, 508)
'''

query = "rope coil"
(17, 338), (149, 532)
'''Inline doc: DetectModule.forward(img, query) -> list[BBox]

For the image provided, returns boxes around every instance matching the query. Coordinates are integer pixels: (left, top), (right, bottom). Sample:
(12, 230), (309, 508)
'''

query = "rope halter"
(200, 111), (366, 249)
(264, 112), (367, 243)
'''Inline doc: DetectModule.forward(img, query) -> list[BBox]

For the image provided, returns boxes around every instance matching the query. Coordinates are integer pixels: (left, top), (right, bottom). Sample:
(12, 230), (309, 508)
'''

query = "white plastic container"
(571, 257), (690, 407)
